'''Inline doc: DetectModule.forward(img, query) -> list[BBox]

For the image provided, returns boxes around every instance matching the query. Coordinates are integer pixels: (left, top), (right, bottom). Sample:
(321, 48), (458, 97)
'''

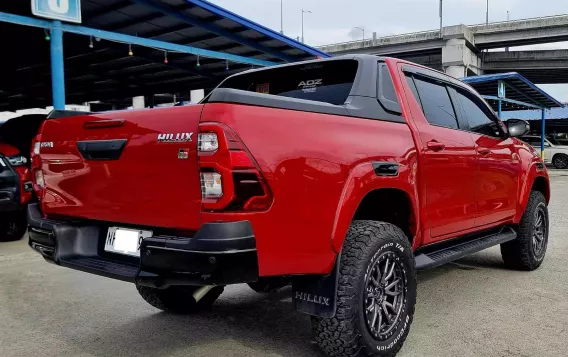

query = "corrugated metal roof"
(501, 106), (568, 120)
(0, 0), (330, 111)
(462, 72), (563, 111)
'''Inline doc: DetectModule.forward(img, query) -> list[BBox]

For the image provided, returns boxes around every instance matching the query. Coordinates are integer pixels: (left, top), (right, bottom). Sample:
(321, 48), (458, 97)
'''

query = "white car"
(522, 136), (568, 169)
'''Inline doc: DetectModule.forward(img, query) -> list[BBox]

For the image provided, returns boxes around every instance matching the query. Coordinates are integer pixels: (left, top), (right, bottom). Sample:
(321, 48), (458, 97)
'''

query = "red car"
(0, 115), (43, 241)
(28, 56), (549, 356)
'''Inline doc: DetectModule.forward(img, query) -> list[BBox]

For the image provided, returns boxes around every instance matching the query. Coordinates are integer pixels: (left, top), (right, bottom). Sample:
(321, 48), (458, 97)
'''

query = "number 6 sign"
(32, 0), (82, 23)
(48, 0), (70, 14)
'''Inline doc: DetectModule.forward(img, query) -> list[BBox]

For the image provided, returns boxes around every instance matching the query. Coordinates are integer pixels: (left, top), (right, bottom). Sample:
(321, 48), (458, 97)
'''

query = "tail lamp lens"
(198, 133), (218, 152)
(34, 170), (45, 188)
(33, 142), (41, 155)
(198, 123), (272, 211)
(200, 172), (223, 199)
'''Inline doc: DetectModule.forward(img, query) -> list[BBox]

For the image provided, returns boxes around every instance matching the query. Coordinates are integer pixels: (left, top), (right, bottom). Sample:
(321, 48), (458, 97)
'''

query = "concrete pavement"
(1, 176), (568, 357)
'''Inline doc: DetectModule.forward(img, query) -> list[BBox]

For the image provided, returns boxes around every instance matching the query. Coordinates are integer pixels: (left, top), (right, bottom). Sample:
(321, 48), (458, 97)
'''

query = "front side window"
(455, 90), (503, 138)
(413, 77), (459, 129)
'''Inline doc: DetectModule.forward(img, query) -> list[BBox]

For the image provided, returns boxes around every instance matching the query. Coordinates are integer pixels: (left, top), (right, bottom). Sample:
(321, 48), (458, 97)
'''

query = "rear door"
(452, 88), (520, 227)
(404, 73), (477, 242)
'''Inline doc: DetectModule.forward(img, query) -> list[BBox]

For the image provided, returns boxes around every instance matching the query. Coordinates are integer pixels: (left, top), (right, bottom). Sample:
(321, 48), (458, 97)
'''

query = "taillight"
(30, 134), (45, 197)
(33, 141), (41, 156)
(200, 171), (223, 199)
(198, 123), (272, 212)
(34, 169), (45, 189)
(198, 133), (219, 152)
(31, 134), (41, 157)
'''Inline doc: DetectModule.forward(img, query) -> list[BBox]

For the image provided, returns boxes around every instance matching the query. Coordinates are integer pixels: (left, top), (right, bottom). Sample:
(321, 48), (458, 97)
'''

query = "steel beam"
(131, 0), (297, 62)
(0, 11), (275, 67)
(482, 95), (543, 110)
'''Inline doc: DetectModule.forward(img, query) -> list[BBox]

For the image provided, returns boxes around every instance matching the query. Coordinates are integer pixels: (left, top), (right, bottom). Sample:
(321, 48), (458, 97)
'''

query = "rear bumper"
(27, 203), (259, 288)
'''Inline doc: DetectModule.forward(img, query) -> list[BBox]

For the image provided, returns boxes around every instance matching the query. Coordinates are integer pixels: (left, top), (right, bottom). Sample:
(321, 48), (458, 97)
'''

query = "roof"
(501, 106), (568, 121)
(461, 72), (563, 111)
(0, 0), (329, 111)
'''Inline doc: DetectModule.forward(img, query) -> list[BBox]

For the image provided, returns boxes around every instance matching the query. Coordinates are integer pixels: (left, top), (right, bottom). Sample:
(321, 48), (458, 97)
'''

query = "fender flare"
(515, 161), (550, 223)
(329, 161), (420, 254)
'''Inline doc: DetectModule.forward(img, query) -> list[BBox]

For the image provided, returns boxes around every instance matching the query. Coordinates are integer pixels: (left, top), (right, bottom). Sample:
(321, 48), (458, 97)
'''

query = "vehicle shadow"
(73, 252), (509, 357)
(67, 286), (326, 357)
(4, 248), (513, 357)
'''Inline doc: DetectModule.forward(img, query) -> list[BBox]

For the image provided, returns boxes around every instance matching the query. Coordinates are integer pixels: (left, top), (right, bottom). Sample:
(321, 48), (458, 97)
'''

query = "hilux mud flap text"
(292, 256), (340, 318)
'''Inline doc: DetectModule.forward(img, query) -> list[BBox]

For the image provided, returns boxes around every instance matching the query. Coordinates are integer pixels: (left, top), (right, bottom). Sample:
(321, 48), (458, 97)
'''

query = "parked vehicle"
(28, 56), (550, 356)
(0, 114), (45, 241)
(521, 135), (568, 169)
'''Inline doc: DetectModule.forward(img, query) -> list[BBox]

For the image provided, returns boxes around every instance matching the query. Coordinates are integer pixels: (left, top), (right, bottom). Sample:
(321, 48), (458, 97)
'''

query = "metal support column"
(50, 21), (66, 110)
(498, 99), (502, 119)
(541, 108), (546, 160)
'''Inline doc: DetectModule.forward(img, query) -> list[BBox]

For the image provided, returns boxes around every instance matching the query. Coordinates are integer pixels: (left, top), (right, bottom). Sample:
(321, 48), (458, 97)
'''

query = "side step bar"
(415, 227), (517, 271)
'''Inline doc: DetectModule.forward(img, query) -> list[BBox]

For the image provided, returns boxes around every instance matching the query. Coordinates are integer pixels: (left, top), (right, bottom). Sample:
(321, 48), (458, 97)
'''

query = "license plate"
(104, 227), (153, 257)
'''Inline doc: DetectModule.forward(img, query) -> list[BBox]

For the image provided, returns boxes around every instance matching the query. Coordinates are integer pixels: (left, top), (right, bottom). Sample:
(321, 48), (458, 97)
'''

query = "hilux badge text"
(157, 133), (194, 143)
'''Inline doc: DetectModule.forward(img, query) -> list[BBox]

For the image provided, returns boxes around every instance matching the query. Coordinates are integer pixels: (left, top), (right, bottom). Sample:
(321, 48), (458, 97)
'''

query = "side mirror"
(506, 119), (530, 138)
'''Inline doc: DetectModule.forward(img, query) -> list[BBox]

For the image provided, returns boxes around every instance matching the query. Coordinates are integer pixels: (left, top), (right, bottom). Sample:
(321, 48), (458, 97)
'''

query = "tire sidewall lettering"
(361, 238), (415, 354)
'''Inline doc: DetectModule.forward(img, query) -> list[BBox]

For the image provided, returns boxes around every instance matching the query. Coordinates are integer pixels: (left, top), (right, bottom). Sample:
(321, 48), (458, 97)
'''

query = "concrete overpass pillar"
(442, 25), (483, 78)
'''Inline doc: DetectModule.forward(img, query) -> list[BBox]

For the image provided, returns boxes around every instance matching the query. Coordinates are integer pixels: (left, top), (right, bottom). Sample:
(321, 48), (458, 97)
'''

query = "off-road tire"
(136, 285), (224, 314)
(552, 154), (568, 169)
(0, 211), (27, 242)
(501, 191), (548, 271)
(312, 220), (417, 357)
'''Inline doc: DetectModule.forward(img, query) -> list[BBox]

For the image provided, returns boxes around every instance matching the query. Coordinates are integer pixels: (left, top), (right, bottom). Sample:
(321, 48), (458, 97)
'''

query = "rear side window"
(218, 60), (358, 105)
(379, 64), (397, 103)
(413, 78), (459, 129)
(405, 75), (422, 110)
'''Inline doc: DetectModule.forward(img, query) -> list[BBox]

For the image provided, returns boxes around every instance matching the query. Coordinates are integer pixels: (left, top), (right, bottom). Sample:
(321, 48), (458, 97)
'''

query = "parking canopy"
(462, 72), (563, 112)
(0, 0), (329, 111)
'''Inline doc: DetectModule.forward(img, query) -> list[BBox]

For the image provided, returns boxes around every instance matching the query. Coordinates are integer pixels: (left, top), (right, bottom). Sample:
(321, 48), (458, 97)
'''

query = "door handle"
(427, 140), (445, 152)
(477, 147), (491, 156)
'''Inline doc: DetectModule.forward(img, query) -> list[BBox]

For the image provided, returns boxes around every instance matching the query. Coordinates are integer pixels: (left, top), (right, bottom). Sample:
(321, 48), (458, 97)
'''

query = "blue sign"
(31, 0), (82, 23)
(498, 80), (506, 99)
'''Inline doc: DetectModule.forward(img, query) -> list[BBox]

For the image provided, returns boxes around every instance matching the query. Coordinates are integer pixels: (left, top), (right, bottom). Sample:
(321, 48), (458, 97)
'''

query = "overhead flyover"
(0, 0), (329, 112)
(462, 72), (564, 157)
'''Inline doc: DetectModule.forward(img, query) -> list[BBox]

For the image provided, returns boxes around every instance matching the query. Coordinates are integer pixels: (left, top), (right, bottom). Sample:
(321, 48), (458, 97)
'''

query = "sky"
(209, 0), (568, 102)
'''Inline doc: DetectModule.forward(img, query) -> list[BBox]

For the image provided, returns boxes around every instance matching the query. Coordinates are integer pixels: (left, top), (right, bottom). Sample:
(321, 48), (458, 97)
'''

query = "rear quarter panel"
(201, 103), (418, 276)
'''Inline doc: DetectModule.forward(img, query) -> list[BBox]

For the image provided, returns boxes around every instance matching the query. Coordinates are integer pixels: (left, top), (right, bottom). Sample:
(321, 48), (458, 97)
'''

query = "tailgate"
(38, 106), (203, 230)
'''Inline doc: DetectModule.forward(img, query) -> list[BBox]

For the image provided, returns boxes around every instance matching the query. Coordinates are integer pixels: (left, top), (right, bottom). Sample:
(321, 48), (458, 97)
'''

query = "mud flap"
(292, 256), (340, 318)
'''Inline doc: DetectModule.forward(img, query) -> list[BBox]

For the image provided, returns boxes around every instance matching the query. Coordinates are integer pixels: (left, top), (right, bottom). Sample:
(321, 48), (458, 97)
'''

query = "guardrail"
(317, 29), (439, 49)
(318, 14), (568, 49)
(469, 13), (568, 27)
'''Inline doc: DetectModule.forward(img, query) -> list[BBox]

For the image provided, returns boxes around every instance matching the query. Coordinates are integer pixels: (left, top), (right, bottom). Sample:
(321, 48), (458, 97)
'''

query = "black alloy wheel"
(364, 251), (407, 340)
(532, 205), (547, 257)
(553, 154), (568, 169)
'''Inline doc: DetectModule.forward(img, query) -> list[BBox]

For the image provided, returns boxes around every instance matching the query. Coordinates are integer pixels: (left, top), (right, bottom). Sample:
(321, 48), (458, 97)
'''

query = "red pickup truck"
(28, 55), (549, 356)
(0, 114), (43, 241)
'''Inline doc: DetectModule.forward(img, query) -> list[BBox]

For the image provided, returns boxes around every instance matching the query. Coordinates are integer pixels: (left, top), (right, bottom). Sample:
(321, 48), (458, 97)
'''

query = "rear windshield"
(218, 60), (359, 105)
